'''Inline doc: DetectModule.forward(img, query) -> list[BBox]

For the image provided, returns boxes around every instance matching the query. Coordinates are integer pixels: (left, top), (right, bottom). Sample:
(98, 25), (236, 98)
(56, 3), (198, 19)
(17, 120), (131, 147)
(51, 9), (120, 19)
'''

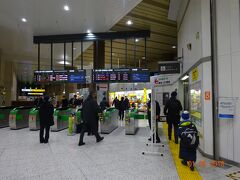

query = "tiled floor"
(0, 122), (239, 180)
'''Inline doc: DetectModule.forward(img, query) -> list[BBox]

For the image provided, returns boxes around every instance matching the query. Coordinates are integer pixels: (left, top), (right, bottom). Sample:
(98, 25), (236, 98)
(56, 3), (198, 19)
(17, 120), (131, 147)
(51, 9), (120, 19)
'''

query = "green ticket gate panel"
(51, 108), (71, 132)
(100, 107), (118, 134)
(0, 106), (15, 128)
(125, 109), (138, 135)
(9, 106), (33, 129)
(29, 108), (40, 130)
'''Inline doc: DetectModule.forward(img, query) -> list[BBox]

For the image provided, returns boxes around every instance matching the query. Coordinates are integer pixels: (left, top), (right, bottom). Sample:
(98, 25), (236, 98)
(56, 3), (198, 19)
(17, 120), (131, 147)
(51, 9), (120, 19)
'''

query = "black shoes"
(44, 140), (48, 143)
(97, 137), (104, 143)
(40, 141), (44, 143)
(190, 165), (194, 171)
(181, 160), (188, 166)
(78, 142), (85, 146)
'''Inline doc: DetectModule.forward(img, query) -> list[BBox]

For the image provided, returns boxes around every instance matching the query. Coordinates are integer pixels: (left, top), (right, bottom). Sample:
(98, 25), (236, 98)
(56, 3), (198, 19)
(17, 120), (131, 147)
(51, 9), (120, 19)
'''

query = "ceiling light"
(135, 39), (139, 42)
(87, 29), (91, 34)
(58, 61), (70, 65)
(126, 20), (133, 25)
(64, 5), (70, 11)
(172, 45), (177, 49)
(181, 75), (189, 81)
(73, 48), (76, 50)
(21, 18), (27, 22)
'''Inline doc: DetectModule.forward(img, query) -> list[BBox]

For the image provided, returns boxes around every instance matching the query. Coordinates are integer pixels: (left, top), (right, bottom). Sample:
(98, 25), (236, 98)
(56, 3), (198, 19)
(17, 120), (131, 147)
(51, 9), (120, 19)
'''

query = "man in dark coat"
(164, 91), (183, 144)
(100, 97), (110, 112)
(39, 95), (54, 143)
(123, 96), (130, 110)
(147, 93), (161, 143)
(78, 91), (104, 146)
(112, 97), (119, 109)
(62, 95), (69, 108)
(118, 97), (125, 120)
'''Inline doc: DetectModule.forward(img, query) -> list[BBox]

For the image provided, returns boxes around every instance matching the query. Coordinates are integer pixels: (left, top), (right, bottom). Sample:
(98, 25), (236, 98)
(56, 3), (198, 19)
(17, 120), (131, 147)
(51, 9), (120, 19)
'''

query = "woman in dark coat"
(78, 91), (104, 146)
(39, 95), (54, 143)
(178, 111), (199, 171)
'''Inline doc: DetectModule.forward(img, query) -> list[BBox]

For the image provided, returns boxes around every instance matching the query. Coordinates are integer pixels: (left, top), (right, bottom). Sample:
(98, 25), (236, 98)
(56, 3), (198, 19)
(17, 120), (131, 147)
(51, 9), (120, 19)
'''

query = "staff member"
(164, 91), (183, 144)
(78, 91), (104, 146)
(39, 95), (54, 143)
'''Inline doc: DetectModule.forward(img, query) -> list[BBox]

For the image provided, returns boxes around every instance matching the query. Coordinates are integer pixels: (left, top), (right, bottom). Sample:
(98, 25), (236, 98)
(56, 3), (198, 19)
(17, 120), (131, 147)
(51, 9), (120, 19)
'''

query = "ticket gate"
(9, 106), (33, 129)
(51, 107), (71, 132)
(29, 108), (40, 130)
(0, 106), (15, 128)
(125, 109), (138, 135)
(100, 107), (118, 134)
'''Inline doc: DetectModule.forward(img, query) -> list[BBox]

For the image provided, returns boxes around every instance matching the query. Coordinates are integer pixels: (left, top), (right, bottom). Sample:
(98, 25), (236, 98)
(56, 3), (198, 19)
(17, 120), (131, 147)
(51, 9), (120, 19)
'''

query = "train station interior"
(0, 0), (240, 179)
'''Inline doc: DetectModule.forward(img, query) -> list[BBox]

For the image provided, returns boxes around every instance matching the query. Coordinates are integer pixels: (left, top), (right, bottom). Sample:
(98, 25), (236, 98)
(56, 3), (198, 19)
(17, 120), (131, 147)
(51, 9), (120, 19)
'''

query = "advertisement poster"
(218, 97), (236, 119)
(190, 81), (203, 138)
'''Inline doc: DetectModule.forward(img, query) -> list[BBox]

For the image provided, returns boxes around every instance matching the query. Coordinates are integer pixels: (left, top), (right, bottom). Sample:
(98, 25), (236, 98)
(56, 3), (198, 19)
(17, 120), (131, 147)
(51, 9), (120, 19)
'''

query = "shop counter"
(51, 107), (72, 132)
(100, 107), (118, 134)
(125, 109), (138, 135)
(9, 106), (33, 129)
(29, 108), (40, 130)
(0, 106), (15, 128)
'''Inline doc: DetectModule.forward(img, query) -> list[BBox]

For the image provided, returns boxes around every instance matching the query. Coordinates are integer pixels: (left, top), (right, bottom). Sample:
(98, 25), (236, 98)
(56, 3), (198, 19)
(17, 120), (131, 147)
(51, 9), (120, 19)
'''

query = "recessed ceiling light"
(135, 39), (139, 42)
(64, 5), (70, 11)
(87, 29), (91, 34)
(126, 20), (133, 25)
(58, 61), (70, 65)
(21, 18), (27, 22)
(172, 45), (177, 49)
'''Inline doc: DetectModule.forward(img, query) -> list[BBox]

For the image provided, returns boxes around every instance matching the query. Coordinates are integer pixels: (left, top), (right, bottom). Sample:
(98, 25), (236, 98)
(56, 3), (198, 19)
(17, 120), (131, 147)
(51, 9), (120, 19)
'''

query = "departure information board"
(68, 70), (86, 83)
(92, 69), (149, 83)
(131, 69), (150, 82)
(34, 70), (54, 83)
(54, 70), (68, 82)
(35, 70), (85, 83)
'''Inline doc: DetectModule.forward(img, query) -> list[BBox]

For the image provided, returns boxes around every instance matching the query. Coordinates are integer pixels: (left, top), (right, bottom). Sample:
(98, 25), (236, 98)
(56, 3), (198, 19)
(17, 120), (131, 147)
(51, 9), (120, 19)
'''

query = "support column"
(93, 40), (105, 69)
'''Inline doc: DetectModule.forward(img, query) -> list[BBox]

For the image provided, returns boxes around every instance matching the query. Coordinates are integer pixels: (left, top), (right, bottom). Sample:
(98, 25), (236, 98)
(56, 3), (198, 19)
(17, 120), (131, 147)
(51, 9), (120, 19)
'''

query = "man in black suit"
(39, 95), (54, 143)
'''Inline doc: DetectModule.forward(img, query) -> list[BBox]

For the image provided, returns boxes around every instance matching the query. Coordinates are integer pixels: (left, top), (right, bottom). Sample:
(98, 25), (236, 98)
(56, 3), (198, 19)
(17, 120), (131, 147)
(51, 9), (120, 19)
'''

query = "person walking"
(178, 111), (199, 171)
(123, 96), (130, 111)
(39, 95), (54, 143)
(112, 97), (119, 109)
(147, 93), (161, 143)
(118, 97), (125, 121)
(164, 91), (183, 144)
(100, 97), (110, 112)
(78, 91), (104, 146)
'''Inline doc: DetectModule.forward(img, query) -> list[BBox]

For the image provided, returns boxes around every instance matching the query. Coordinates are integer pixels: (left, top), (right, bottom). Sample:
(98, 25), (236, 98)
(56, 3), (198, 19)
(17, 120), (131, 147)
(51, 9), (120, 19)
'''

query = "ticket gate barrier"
(51, 107), (71, 132)
(29, 108), (40, 130)
(9, 106), (33, 129)
(0, 106), (15, 128)
(125, 109), (138, 135)
(100, 107), (118, 134)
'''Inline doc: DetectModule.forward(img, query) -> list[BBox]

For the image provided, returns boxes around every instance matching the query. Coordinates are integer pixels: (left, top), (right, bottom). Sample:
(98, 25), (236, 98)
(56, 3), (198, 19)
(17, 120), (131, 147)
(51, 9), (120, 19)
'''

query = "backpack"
(179, 121), (199, 148)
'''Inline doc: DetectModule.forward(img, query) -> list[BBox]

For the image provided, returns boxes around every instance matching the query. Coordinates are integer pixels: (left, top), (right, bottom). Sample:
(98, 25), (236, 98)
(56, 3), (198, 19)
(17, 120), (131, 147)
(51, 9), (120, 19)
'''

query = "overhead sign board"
(158, 62), (180, 74)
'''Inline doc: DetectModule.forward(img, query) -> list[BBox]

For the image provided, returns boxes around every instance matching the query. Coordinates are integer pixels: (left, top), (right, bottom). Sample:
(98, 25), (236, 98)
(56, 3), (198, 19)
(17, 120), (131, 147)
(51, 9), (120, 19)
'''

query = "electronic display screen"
(131, 69), (150, 82)
(93, 69), (148, 83)
(54, 70), (68, 82)
(68, 70), (86, 83)
(93, 69), (112, 82)
(34, 70), (54, 83)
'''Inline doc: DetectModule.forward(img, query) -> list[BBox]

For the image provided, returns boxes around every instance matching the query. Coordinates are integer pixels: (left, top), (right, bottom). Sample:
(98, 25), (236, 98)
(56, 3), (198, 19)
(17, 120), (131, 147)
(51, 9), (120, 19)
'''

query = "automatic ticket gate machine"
(9, 106), (33, 129)
(125, 108), (138, 135)
(51, 107), (72, 132)
(100, 107), (118, 134)
(29, 108), (40, 130)
(0, 106), (15, 128)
